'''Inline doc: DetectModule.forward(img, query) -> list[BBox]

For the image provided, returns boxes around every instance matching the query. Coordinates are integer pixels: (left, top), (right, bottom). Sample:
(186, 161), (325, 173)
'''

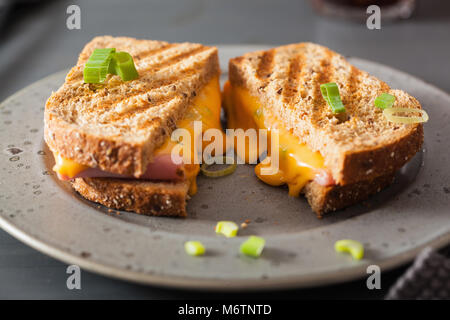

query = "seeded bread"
(45, 36), (219, 177)
(303, 172), (395, 218)
(229, 43), (424, 185)
(71, 178), (190, 217)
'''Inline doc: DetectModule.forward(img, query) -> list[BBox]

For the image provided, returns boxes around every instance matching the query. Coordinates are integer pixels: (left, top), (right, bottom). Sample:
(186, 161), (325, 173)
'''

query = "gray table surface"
(0, 0), (449, 299)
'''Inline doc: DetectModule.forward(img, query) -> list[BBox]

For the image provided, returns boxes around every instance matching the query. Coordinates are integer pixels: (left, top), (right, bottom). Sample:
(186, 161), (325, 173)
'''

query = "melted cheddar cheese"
(53, 76), (222, 196)
(53, 153), (89, 179)
(223, 81), (324, 196)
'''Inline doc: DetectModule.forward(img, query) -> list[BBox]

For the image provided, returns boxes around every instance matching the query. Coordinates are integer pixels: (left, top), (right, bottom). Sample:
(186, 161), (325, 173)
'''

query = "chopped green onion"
(215, 221), (239, 238)
(240, 236), (265, 258)
(83, 48), (116, 84)
(201, 156), (237, 178)
(110, 51), (139, 82)
(334, 239), (364, 260)
(375, 93), (396, 109)
(320, 82), (346, 114)
(83, 48), (139, 84)
(184, 241), (205, 256)
(383, 107), (429, 124)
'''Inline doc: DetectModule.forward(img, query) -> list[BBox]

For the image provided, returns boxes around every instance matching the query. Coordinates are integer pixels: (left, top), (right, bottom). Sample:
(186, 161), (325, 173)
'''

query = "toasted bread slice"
(45, 36), (219, 177)
(229, 43), (423, 185)
(72, 170), (394, 218)
(303, 172), (395, 218)
(72, 178), (190, 217)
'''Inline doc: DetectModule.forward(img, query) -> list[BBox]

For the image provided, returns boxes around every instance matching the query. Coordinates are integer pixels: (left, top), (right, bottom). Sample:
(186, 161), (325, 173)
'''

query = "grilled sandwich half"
(224, 43), (424, 217)
(45, 36), (221, 216)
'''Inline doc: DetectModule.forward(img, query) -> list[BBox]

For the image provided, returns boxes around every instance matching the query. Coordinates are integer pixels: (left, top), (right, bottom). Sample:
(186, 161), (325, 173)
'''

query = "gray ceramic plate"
(0, 45), (449, 290)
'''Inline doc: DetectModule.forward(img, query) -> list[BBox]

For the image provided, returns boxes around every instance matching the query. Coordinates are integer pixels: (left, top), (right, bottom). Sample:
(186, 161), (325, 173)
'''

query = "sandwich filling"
(52, 76), (222, 196)
(223, 81), (335, 196)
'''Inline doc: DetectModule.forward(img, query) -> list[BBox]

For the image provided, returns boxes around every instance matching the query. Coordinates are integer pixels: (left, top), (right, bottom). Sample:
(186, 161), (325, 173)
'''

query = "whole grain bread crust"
(339, 125), (422, 185)
(72, 169), (394, 218)
(228, 43), (424, 185)
(71, 177), (190, 217)
(45, 36), (220, 177)
(45, 117), (151, 177)
(303, 172), (395, 218)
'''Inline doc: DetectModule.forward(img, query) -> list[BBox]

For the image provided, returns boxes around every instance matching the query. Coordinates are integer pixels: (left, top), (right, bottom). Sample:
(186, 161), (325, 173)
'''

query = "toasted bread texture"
(303, 172), (395, 218)
(71, 178), (190, 217)
(229, 43), (424, 185)
(45, 36), (219, 177)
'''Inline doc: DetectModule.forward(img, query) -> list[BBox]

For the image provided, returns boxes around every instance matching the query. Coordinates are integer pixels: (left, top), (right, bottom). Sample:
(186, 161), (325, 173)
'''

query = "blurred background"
(0, 0), (449, 299)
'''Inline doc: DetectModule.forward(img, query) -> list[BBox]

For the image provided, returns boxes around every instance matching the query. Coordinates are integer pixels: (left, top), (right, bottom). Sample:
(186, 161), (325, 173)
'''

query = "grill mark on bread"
(77, 38), (171, 65)
(256, 49), (275, 85)
(107, 94), (179, 122)
(282, 53), (304, 105)
(136, 116), (162, 131)
(144, 45), (211, 72)
(347, 65), (361, 92)
(67, 66), (200, 117)
(67, 45), (209, 93)
(68, 44), (179, 83)
(312, 50), (334, 110)
(80, 47), (213, 112)
(45, 36), (219, 178)
(228, 42), (424, 188)
(379, 78), (390, 92)
(342, 65), (361, 111)
(133, 43), (177, 61)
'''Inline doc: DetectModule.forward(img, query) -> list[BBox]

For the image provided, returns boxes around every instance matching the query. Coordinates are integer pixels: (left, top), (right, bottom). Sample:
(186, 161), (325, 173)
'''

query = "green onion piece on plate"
(320, 82), (346, 114)
(184, 241), (205, 256)
(110, 51), (139, 82)
(240, 236), (265, 258)
(375, 93), (396, 109)
(83, 48), (116, 84)
(215, 221), (239, 238)
(200, 156), (237, 178)
(334, 239), (364, 260)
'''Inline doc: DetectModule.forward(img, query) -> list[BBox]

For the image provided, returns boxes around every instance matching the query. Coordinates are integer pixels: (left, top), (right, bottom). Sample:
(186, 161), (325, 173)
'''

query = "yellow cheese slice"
(223, 81), (324, 196)
(52, 76), (222, 196)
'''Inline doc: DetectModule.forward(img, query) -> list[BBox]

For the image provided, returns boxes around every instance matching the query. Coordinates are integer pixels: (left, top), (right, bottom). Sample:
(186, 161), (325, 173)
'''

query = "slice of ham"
(57, 154), (184, 181)
(313, 169), (335, 187)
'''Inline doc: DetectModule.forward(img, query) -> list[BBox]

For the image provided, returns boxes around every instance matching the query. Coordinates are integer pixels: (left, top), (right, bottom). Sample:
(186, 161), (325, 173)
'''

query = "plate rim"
(0, 215), (448, 291)
(1, 49), (449, 291)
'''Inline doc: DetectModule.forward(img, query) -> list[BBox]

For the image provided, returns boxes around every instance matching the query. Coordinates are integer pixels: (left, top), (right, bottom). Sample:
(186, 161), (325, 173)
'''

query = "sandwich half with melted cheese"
(44, 36), (221, 217)
(224, 43), (424, 217)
